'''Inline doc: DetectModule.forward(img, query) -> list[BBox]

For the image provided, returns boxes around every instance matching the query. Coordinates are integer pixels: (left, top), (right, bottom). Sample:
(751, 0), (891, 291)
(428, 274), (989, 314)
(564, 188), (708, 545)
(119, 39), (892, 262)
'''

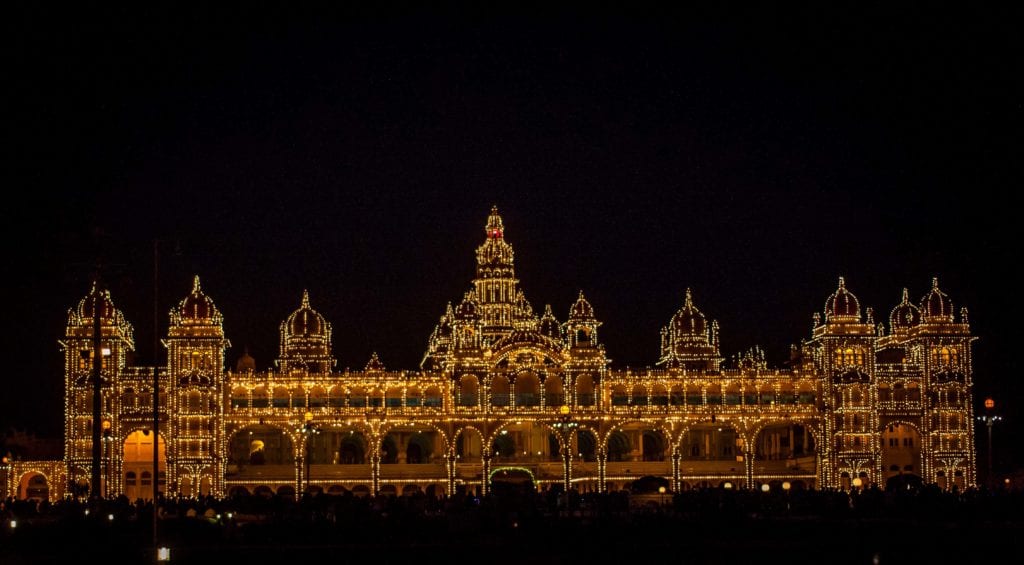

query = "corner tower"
(165, 275), (231, 496)
(59, 283), (135, 496)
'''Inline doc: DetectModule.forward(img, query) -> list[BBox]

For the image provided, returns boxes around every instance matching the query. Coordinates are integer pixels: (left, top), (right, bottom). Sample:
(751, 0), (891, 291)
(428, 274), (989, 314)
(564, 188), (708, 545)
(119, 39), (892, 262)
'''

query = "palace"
(1, 208), (977, 501)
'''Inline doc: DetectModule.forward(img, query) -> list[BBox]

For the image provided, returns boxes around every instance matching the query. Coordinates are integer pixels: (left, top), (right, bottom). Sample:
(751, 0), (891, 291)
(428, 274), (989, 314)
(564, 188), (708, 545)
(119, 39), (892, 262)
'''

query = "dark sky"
(5, 7), (1021, 467)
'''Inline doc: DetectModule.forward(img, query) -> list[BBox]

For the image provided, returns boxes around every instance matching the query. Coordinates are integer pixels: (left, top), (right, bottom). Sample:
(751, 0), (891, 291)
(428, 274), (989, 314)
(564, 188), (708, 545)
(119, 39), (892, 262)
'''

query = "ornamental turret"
(472, 206), (527, 341)
(658, 288), (720, 371)
(278, 290), (335, 374)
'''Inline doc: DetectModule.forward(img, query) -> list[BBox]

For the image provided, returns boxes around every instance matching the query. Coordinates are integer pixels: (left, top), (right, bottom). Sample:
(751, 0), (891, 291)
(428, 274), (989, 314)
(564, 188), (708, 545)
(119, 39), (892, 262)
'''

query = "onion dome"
(921, 277), (954, 322)
(173, 276), (222, 324)
(569, 290), (595, 321)
(539, 305), (561, 340)
(75, 281), (119, 321)
(364, 352), (385, 371)
(278, 290), (334, 373)
(824, 277), (861, 322)
(889, 288), (921, 333)
(67, 281), (135, 348)
(286, 290), (328, 337)
(672, 289), (707, 336)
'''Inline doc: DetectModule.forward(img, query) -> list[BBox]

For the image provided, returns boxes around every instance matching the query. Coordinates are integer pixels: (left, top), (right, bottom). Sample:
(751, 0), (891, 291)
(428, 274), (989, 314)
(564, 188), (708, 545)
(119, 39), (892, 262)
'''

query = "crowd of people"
(3, 484), (1023, 563)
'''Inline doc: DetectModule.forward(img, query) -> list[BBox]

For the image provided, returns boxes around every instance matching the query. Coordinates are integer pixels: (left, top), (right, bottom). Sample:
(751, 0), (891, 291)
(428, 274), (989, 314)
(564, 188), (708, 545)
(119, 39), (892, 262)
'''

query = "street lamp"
(556, 405), (577, 494)
(658, 485), (666, 506)
(1, 455), (9, 499)
(298, 412), (321, 499)
(102, 420), (112, 498)
(977, 397), (1002, 490)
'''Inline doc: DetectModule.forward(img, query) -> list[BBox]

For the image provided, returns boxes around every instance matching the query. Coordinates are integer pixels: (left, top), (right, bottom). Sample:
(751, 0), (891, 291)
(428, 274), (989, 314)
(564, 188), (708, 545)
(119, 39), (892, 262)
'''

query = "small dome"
(889, 288), (921, 332)
(455, 292), (479, 319)
(921, 277), (954, 322)
(286, 290), (328, 337)
(671, 289), (707, 336)
(75, 281), (118, 321)
(364, 352), (385, 371)
(539, 305), (561, 340)
(177, 276), (219, 322)
(569, 290), (595, 320)
(235, 348), (256, 372)
(825, 277), (861, 322)
(515, 290), (534, 319)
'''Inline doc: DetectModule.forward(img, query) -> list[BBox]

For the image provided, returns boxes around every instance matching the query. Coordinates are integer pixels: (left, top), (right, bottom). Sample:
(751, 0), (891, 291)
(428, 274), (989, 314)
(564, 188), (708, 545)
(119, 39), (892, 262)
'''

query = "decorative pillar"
(481, 452), (492, 496)
(370, 453), (382, 496)
(446, 453), (457, 497)
(597, 448), (607, 493)
(671, 450), (681, 493)
(744, 450), (754, 489)
(562, 438), (572, 493)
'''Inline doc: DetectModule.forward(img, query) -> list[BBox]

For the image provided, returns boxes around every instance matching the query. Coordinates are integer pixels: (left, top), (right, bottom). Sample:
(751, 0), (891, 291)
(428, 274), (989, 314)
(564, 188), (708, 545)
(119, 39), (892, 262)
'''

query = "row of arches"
(230, 385), (445, 409)
(609, 383), (816, 407)
(224, 421), (817, 467)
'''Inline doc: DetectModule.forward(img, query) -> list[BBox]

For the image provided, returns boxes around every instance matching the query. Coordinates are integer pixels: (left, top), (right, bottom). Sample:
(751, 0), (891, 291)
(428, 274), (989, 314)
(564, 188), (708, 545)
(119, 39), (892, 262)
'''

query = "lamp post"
(298, 412), (321, 499)
(102, 420), (112, 498)
(658, 485), (666, 507)
(90, 290), (103, 500)
(977, 397), (1002, 490)
(556, 405), (577, 494)
(1, 455), (9, 499)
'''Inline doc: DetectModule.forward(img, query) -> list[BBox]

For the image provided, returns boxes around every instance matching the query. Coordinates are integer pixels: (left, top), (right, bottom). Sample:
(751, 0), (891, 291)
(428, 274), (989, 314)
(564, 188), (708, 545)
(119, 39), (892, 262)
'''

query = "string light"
(0, 209), (979, 502)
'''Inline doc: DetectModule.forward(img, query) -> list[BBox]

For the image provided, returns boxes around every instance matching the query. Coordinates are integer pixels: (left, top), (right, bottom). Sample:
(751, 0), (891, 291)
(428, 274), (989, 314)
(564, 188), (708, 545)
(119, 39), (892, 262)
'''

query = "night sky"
(5, 7), (1020, 468)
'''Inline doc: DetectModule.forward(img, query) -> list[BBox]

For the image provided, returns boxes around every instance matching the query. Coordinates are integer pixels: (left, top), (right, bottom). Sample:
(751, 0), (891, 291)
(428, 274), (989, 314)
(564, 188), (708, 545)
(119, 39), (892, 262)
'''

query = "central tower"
(473, 206), (522, 342)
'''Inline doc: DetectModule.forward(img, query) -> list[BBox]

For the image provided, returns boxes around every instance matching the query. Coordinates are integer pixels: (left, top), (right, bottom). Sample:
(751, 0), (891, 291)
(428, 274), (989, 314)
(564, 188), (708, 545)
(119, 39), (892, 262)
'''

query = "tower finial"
(192, 275), (202, 294)
(932, 277), (939, 289)
(685, 288), (693, 308)
(838, 276), (846, 289)
(301, 289), (311, 308)
(901, 287), (910, 303)
(485, 206), (504, 236)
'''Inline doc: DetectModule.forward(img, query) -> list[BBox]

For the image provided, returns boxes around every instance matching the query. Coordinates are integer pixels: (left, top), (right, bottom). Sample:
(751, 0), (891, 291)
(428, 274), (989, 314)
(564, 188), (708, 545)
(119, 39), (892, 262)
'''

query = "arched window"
(631, 384), (648, 406)
(544, 376), (564, 407)
(576, 374), (595, 407)
(515, 372), (540, 407)
(490, 375), (510, 407)
(424, 386), (442, 408)
(611, 385), (628, 406)
(459, 375), (479, 407)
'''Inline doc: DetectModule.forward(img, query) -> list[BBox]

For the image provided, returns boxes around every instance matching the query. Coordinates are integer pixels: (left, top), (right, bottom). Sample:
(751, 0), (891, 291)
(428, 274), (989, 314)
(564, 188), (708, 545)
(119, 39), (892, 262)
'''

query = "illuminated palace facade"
(3, 208), (977, 501)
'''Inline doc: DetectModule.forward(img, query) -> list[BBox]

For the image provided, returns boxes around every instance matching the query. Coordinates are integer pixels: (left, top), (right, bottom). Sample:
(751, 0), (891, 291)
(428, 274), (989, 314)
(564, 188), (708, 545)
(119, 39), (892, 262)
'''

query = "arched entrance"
(18, 472), (49, 501)
(123, 430), (166, 501)
(490, 467), (535, 496)
(881, 423), (921, 486)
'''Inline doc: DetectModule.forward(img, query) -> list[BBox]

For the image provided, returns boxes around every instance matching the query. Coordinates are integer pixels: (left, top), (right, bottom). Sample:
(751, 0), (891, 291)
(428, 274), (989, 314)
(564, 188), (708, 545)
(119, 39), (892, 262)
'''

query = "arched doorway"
(881, 423), (921, 486)
(19, 473), (49, 501)
(607, 430), (631, 462)
(339, 432), (367, 464)
(490, 467), (535, 495)
(123, 430), (166, 501)
(230, 425), (293, 466)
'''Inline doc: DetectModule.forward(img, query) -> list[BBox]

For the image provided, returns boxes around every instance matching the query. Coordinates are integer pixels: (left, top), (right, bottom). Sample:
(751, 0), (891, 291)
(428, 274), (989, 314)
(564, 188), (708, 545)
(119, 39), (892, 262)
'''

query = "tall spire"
(486, 205), (504, 238)
(473, 206), (520, 341)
